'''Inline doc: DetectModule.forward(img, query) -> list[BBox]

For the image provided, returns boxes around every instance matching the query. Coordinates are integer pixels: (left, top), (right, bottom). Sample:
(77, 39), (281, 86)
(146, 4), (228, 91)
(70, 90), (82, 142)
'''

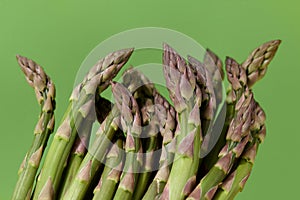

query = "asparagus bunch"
(12, 55), (56, 200)
(12, 40), (281, 200)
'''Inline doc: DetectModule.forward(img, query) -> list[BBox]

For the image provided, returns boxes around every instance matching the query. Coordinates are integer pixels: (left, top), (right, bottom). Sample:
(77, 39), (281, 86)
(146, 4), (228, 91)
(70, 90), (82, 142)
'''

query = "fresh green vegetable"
(12, 40), (280, 200)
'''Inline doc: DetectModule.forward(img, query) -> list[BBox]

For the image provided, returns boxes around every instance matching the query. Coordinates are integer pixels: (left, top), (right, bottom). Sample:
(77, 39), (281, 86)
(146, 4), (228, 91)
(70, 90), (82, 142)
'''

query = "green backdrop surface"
(0, 0), (298, 199)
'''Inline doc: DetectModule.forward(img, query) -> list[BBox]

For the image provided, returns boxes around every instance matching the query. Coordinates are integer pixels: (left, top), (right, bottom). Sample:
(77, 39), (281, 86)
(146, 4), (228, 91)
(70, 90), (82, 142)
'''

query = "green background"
(0, 0), (298, 199)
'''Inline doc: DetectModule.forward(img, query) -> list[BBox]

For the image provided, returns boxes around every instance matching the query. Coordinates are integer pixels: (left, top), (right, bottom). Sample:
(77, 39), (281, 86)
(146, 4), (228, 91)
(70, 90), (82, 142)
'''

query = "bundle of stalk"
(12, 39), (280, 200)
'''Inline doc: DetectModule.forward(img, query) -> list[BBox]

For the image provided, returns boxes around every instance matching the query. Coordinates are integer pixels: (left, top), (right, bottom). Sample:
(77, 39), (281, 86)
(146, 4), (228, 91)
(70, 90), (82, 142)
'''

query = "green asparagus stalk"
(112, 82), (142, 200)
(188, 55), (216, 137)
(12, 55), (56, 200)
(57, 97), (112, 198)
(202, 49), (225, 155)
(63, 82), (133, 200)
(187, 92), (255, 200)
(142, 91), (176, 200)
(188, 56), (219, 161)
(202, 57), (248, 172)
(214, 103), (266, 200)
(123, 67), (177, 200)
(122, 69), (160, 200)
(92, 139), (124, 200)
(56, 118), (94, 198)
(62, 105), (120, 200)
(129, 105), (156, 200)
(161, 43), (202, 199)
(33, 48), (133, 199)
(194, 48), (225, 147)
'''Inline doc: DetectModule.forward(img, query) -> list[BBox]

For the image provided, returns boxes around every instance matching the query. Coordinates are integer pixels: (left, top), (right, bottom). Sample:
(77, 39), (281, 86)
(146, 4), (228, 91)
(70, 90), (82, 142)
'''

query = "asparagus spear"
(202, 57), (248, 172)
(33, 48), (133, 199)
(214, 103), (266, 200)
(57, 97), (112, 198)
(12, 55), (56, 200)
(188, 55), (222, 161)
(122, 69), (160, 200)
(123, 67), (177, 200)
(92, 139), (124, 200)
(113, 82), (142, 200)
(161, 43), (202, 199)
(187, 91), (255, 200)
(188, 56), (216, 137)
(56, 118), (94, 198)
(64, 81), (136, 200)
(142, 91), (176, 200)
(62, 104), (120, 200)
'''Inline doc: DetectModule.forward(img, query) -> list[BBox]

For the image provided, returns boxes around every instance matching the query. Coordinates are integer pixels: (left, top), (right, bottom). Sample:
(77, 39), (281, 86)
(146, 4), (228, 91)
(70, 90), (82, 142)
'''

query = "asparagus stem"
(203, 49), (226, 154)
(122, 69), (159, 200)
(123, 67), (177, 200)
(191, 49), (225, 159)
(161, 44), (202, 199)
(188, 56), (216, 136)
(56, 118), (93, 198)
(112, 82), (142, 200)
(202, 57), (248, 172)
(187, 92), (255, 200)
(62, 106), (120, 200)
(187, 56), (255, 199)
(12, 56), (56, 200)
(214, 103), (266, 200)
(33, 49), (133, 199)
(92, 139), (124, 200)
(57, 97), (112, 198)
(142, 92), (176, 200)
